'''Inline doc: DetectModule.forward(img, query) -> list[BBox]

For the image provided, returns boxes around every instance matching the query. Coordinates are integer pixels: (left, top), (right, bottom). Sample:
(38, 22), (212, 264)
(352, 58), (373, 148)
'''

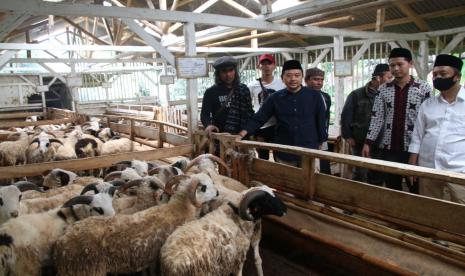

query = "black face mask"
(433, 75), (457, 91)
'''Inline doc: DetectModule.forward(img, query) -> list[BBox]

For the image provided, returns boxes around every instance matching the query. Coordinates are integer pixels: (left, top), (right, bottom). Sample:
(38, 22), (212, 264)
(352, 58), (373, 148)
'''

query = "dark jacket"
(341, 83), (378, 145)
(245, 86), (327, 162)
(320, 91), (331, 131)
(201, 84), (253, 134)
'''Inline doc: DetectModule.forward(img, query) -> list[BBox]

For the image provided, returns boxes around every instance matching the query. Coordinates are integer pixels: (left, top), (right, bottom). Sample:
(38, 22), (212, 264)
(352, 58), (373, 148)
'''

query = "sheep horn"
(49, 138), (63, 145)
(62, 195), (93, 208)
(104, 171), (123, 182)
(184, 154), (231, 176)
(14, 181), (42, 192)
(45, 131), (57, 138)
(114, 160), (132, 166)
(148, 177), (165, 190)
(119, 178), (145, 193)
(188, 178), (202, 208)
(108, 179), (125, 187)
(238, 190), (268, 221)
(107, 186), (117, 197)
(148, 167), (161, 176)
(147, 162), (158, 171)
(163, 175), (190, 195)
(29, 138), (40, 146)
(80, 183), (100, 195)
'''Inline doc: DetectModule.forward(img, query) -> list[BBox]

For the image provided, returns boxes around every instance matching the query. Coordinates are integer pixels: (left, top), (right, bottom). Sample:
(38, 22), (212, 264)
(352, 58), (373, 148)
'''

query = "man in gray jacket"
(341, 64), (391, 184)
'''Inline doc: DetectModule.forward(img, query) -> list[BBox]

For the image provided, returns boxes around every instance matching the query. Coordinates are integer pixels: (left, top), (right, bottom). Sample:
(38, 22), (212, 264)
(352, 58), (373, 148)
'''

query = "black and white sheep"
(0, 192), (115, 276)
(0, 182), (42, 224)
(26, 132), (63, 163)
(160, 185), (287, 276)
(52, 173), (218, 276)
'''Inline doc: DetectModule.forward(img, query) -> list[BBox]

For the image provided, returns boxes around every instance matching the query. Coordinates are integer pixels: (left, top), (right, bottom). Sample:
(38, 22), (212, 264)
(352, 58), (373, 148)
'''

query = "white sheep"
(54, 129), (82, 161)
(52, 173), (218, 276)
(0, 192), (115, 276)
(0, 182), (42, 224)
(97, 127), (116, 142)
(26, 132), (63, 163)
(100, 137), (135, 155)
(0, 131), (30, 166)
(160, 185), (287, 276)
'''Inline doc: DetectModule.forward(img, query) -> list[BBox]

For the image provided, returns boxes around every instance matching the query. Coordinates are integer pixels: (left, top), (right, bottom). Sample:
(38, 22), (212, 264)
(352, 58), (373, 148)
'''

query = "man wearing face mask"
(362, 48), (432, 193)
(408, 54), (465, 204)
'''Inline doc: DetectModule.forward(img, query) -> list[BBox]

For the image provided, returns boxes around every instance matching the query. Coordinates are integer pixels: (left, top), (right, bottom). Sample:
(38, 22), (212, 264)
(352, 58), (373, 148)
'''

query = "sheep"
(0, 131), (30, 166)
(26, 132), (63, 163)
(0, 182), (42, 224)
(160, 185), (287, 276)
(52, 173), (219, 276)
(100, 137), (135, 155)
(54, 129), (82, 161)
(96, 127), (116, 142)
(0, 192), (115, 276)
(111, 159), (157, 177)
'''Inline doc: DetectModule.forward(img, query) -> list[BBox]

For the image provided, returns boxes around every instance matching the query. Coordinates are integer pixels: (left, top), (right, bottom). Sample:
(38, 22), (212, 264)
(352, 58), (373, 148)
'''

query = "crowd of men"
(200, 48), (464, 204)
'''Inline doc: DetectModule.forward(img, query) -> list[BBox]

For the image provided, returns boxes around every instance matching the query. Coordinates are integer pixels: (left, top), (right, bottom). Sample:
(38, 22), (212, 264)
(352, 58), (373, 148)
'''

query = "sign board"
(176, 56), (208, 79)
(36, 85), (48, 93)
(334, 60), (353, 77)
(102, 82), (112, 89)
(160, 75), (175, 85)
(67, 76), (83, 87)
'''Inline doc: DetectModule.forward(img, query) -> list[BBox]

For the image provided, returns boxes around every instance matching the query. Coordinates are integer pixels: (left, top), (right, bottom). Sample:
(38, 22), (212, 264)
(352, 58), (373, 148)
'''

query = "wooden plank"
(162, 132), (189, 146)
(0, 112), (42, 120)
(236, 140), (465, 186)
(301, 156), (314, 199)
(0, 144), (193, 179)
(0, 118), (73, 129)
(158, 124), (164, 148)
(109, 122), (159, 139)
(314, 173), (465, 236)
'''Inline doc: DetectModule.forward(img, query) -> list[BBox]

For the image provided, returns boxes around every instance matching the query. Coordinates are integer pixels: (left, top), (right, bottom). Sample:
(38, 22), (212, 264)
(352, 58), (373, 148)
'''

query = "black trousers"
(381, 150), (418, 194)
(255, 125), (275, 161)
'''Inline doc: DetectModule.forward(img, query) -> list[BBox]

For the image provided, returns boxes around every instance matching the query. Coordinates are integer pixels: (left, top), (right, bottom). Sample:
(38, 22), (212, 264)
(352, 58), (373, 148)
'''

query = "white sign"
(176, 57), (208, 79)
(67, 76), (83, 87)
(102, 82), (112, 88)
(334, 60), (353, 77)
(36, 85), (48, 92)
(160, 75), (175, 85)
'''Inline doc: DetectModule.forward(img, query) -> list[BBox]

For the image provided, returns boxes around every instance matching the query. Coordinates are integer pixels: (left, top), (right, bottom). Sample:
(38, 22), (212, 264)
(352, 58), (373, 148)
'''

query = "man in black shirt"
(240, 60), (327, 167)
(200, 56), (254, 137)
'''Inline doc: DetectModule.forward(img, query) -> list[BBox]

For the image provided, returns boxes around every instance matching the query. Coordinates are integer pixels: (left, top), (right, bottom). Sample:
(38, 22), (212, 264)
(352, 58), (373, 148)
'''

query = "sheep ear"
(56, 170), (71, 186)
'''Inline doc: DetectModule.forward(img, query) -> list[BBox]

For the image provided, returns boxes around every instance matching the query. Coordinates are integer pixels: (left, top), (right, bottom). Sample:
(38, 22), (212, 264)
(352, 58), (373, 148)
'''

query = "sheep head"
(43, 169), (77, 189)
(238, 186), (287, 221)
(59, 193), (115, 221)
(165, 174), (218, 208)
(30, 136), (63, 154)
(0, 186), (22, 224)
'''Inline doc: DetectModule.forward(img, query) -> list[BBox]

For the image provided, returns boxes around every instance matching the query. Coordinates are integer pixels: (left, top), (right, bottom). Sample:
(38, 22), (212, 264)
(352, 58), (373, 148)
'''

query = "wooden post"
(334, 35), (345, 176)
(301, 156), (315, 200)
(129, 119), (134, 141)
(158, 123), (164, 148)
(106, 116), (111, 128)
(183, 22), (199, 143)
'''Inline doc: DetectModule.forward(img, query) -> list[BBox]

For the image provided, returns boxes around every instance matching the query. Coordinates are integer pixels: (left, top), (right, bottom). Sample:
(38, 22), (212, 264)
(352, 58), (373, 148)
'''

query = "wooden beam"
(0, 118), (72, 129)
(184, 22), (198, 141)
(0, 111), (42, 120)
(0, 50), (16, 70)
(122, 18), (175, 65)
(351, 40), (372, 64)
(168, 0), (220, 34)
(310, 48), (330, 67)
(221, 0), (257, 17)
(282, 33), (307, 46)
(440, 32), (465, 54)
(0, 12), (30, 41)
(102, 17), (114, 44)
(60, 16), (111, 45)
(375, 8), (385, 32)
(0, 0), (426, 40)
(395, 2), (429, 32)
(265, 0), (355, 22)
(205, 31), (275, 47)
(0, 144), (193, 179)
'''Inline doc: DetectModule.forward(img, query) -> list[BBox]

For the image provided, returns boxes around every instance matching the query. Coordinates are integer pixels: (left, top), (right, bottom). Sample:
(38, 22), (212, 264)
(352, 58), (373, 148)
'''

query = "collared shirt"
(365, 77), (432, 151)
(245, 86), (327, 162)
(409, 86), (465, 173)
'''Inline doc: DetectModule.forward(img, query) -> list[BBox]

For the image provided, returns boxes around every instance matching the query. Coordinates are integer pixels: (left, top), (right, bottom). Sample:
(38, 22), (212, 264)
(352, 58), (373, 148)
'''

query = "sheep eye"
(200, 184), (207, 193)
(92, 207), (104, 215)
(46, 143), (50, 147)
(0, 198), (3, 206)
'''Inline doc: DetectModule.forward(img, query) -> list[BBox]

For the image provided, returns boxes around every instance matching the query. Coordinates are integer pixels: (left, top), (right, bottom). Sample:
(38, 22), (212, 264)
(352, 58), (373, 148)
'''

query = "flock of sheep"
(0, 117), (287, 276)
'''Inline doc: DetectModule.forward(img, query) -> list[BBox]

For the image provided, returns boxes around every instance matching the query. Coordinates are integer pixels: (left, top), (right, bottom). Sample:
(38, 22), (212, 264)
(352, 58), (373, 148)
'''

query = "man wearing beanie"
(341, 63), (392, 184)
(200, 56), (254, 136)
(239, 60), (327, 166)
(408, 54), (465, 204)
(362, 48), (432, 193)
(247, 54), (285, 161)
(305, 67), (332, 174)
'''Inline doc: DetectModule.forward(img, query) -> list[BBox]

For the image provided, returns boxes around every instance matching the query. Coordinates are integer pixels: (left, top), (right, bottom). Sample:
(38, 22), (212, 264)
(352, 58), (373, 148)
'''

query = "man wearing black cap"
(409, 54), (465, 204)
(239, 60), (327, 167)
(362, 48), (432, 192)
(341, 64), (392, 184)
(200, 56), (254, 136)
(247, 54), (285, 160)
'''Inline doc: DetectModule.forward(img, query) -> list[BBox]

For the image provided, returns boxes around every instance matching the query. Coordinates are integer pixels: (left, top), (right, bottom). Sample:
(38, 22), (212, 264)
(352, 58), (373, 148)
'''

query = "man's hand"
(238, 130), (248, 138)
(361, 144), (371, 158)
(408, 153), (419, 184)
(205, 125), (219, 138)
(346, 138), (356, 147)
